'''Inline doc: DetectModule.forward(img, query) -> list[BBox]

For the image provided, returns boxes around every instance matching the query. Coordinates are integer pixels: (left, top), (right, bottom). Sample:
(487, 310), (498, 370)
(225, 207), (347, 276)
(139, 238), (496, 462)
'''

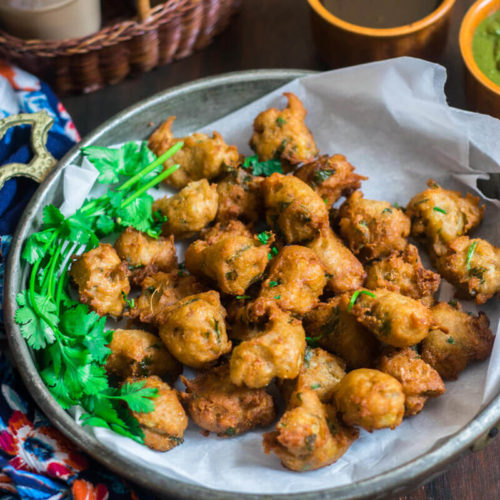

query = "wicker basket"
(0, 0), (241, 95)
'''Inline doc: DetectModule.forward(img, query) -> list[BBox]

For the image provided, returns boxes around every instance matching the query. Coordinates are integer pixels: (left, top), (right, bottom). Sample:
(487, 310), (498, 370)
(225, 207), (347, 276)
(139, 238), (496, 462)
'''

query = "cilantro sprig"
(347, 290), (376, 312)
(243, 155), (283, 176)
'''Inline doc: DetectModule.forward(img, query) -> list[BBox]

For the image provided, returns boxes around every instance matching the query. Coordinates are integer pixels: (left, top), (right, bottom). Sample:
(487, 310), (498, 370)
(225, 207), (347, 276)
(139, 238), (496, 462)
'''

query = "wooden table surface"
(62, 1), (499, 498)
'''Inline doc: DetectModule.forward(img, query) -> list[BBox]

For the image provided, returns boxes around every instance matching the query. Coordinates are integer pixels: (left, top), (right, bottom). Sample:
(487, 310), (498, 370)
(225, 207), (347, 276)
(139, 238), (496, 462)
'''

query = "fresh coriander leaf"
(269, 280), (279, 288)
(95, 214), (115, 235)
(83, 365), (110, 396)
(115, 194), (154, 233)
(243, 155), (283, 176)
(21, 230), (54, 264)
(82, 145), (124, 184)
(43, 205), (65, 229)
(120, 381), (158, 413)
(257, 231), (271, 245)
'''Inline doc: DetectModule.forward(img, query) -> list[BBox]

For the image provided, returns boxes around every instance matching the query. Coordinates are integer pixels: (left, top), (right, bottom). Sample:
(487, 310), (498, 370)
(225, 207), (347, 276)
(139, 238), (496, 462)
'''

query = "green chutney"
(472, 10), (500, 86)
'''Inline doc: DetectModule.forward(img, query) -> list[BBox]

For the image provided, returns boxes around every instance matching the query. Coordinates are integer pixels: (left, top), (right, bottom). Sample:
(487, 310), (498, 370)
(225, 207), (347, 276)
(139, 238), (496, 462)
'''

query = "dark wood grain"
(61, 1), (499, 498)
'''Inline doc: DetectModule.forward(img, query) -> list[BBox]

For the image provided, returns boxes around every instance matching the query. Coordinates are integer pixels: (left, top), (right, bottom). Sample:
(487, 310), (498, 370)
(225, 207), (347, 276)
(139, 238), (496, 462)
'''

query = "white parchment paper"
(62, 58), (500, 494)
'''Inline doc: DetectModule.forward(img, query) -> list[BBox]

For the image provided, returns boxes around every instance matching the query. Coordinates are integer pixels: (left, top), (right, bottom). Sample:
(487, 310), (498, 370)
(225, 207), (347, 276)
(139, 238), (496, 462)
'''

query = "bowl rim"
(4, 68), (500, 500)
(307, 0), (456, 38)
(459, 0), (500, 96)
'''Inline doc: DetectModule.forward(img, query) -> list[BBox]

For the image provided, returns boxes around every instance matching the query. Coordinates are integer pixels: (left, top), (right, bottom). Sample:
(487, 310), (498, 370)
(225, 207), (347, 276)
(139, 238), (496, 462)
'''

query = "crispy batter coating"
(263, 389), (358, 472)
(281, 347), (346, 404)
(106, 329), (181, 384)
(406, 179), (484, 256)
(377, 347), (445, 417)
(421, 302), (494, 380)
(262, 173), (329, 243)
(345, 288), (434, 348)
(201, 219), (252, 242)
(129, 271), (204, 326)
(180, 363), (276, 437)
(114, 227), (177, 284)
(148, 116), (239, 189)
(185, 223), (271, 296)
(127, 376), (188, 452)
(435, 236), (500, 304)
(70, 244), (130, 317)
(154, 179), (218, 238)
(338, 191), (411, 261)
(334, 368), (405, 431)
(216, 167), (264, 224)
(257, 245), (326, 316)
(303, 297), (380, 369)
(295, 154), (367, 207)
(230, 300), (306, 388)
(250, 92), (318, 168)
(365, 244), (441, 306)
(159, 291), (231, 369)
(306, 227), (366, 294)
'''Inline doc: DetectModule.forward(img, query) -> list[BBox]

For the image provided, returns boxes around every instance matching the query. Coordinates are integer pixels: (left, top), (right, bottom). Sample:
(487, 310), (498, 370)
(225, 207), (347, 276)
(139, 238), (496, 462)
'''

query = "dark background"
(62, 1), (499, 498)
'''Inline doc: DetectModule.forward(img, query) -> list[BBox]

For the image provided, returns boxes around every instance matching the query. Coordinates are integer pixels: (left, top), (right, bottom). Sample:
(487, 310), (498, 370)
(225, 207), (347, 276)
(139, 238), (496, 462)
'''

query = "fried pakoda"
(257, 245), (326, 316)
(334, 368), (405, 431)
(377, 347), (445, 417)
(338, 191), (411, 261)
(262, 173), (329, 243)
(216, 167), (264, 224)
(106, 329), (181, 383)
(185, 222), (272, 296)
(421, 302), (494, 380)
(154, 179), (218, 238)
(295, 154), (366, 207)
(281, 347), (346, 404)
(263, 389), (358, 471)
(406, 179), (484, 256)
(435, 236), (500, 304)
(148, 116), (239, 189)
(180, 363), (276, 437)
(306, 227), (366, 294)
(230, 300), (306, 388)
(303, 297), (380, 369)
(70, 243), (130, 317)
(129, 271), (204, 326)
(250, 92), (318, 168)
(159, 291), (231, 369)
(114, 227), (177, 284)
(365, 244), (441, 306)
(345, 289), (433, 348)
(126, 376), (188, 452)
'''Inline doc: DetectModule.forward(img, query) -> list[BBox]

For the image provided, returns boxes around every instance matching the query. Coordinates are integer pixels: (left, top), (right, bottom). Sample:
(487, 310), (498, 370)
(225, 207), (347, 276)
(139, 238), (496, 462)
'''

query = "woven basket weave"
(0, 0), (241, 95)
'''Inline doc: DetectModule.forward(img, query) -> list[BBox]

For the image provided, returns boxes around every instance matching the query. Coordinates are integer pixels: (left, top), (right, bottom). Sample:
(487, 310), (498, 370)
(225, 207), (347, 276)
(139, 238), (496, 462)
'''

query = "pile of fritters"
(69, 93), (497, 471)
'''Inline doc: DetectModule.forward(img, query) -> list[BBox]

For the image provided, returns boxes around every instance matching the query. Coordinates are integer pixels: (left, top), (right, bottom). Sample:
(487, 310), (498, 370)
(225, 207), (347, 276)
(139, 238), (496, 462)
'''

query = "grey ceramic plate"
(4, 70), (500, 500)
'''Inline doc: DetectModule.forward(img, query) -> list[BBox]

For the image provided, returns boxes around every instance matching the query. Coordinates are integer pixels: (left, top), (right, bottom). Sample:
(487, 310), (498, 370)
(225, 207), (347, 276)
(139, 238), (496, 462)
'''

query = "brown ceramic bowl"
(307, 0), (456, 67)
(459, 0), (500, 118)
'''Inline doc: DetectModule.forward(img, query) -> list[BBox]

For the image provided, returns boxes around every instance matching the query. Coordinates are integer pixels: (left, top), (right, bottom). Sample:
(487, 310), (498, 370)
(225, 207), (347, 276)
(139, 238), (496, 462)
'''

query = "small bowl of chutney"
(307, 0), (456, 67)
(460, 0), (500, 118)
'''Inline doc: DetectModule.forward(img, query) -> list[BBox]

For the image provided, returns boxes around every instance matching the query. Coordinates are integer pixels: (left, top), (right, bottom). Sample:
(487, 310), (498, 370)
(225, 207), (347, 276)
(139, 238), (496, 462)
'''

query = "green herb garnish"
(466, 241), (478, 270)
(433, 206), (447, 214)
(269, 280), (279, 288)
(347, 290), (376, 312)
(310, 383), (321, 390)
(243, 155), (283, 176)
(312, 169), (335, 186)
(257, 231), (271, 245)
(274, 295), (281, 300)
(276, 116), (287, 127)
(236, 295), (251, 300)
(447, 337), (455, 344)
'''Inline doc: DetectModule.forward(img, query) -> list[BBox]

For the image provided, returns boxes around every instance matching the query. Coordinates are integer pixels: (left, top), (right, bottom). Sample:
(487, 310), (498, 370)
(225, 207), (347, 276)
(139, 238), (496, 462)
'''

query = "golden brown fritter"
(201, 219), (252, 242)
(345, 288), (434, 348)
(262, 173), (329, 243)
(154, 179), (218, 238)
(435, 236), (500, 305)
(365, 244), (441, 306)
(148, 116), (239, 189)
(106, 329), (181, 384)
(129, 271), (204, 326)
(127, 376), (188, 452)
(303, 297), (380, 369)
(114, 227), (177, 284)
(70, 243), (130, 317)
(306, 227), (366, 294)
(421, 302), (494, 380)
(180, 363), (276, 437)
(230, 300), (306, 388)
(159, 291), (232, 369)
(257, 245), (326, 317)
(377, 347), (445, 417)
(263, 389), (358, 472)
(406, 179), (484, 256)
(249, 92), (318, 168)
(281, 347), (346, 404)
(216, 167), (264, 224)
(334, 368), (405, 432)
(185, 224), (271, 296)
(338, 191), (411, 261)
(295, 154), (367, 207)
